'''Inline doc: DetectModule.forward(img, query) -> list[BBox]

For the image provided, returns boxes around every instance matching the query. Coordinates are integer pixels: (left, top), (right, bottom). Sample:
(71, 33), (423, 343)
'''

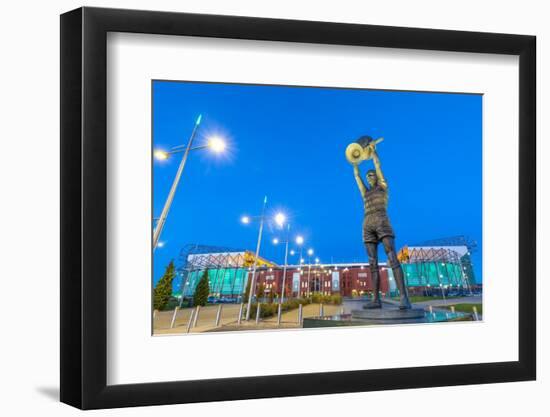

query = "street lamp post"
(274, 223), (291, 304)
(243, 196), (268, 321)
(281, 232), (290, 304)
(295, 236), (304, 297)
(153, 115), (226, 250)
(271, 216), (306, 305)
(153, 115), (202, 249)
(306, 248), (314, 298)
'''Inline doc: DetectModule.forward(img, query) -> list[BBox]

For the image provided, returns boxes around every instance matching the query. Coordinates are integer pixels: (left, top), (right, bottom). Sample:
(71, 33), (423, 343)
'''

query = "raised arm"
(371, 149), (388, 190)
(353, 163), (368, 199)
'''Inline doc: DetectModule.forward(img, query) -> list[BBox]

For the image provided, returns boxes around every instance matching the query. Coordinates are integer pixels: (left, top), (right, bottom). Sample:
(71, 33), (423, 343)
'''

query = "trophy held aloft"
(345, 135), (384, 164)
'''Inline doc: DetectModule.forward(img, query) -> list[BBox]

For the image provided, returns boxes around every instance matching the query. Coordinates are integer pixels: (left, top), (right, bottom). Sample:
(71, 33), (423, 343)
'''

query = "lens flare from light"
(274, 212), (286, 227)
(208, 136), (226, 153)
(154, 149), (169, 161)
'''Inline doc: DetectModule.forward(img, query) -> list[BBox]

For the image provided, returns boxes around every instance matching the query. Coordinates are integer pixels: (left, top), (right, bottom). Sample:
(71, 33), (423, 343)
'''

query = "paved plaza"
(153, 295), (482, 335)
(153, 303), (344, 334)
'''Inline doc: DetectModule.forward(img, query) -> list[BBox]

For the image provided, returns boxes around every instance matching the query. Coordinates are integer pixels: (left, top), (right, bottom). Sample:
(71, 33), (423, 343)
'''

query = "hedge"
(246, 298), (311, 319)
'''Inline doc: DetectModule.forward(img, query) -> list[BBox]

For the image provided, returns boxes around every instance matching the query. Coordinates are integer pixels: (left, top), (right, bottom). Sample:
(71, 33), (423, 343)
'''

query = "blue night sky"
(152, 81), (482, 285)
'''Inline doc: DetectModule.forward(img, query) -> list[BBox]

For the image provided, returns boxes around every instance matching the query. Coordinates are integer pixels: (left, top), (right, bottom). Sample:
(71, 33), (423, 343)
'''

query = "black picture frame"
(60, 6), (536, 410)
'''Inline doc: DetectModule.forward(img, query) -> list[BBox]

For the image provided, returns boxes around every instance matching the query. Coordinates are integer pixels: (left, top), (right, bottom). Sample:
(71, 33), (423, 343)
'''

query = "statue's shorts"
(362, 217), (395, 244)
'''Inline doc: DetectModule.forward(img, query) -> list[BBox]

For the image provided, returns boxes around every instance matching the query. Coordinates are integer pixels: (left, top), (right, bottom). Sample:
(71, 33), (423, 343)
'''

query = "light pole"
(272, 219), (291, 304)
(241, 196), (268, 321)
(306, 248), (314, 297)
(295, 236), (304, 296)
(153, 115), (226, 249)
(314, 257), (320, 295)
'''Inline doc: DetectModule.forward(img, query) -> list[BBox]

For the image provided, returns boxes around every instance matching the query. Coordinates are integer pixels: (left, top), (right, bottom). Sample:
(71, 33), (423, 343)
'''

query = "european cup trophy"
(345, 136), (383, 164)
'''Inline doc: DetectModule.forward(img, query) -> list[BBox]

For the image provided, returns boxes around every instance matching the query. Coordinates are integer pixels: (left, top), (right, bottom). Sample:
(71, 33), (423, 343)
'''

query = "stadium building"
(397, 245), (476, 295)
(174, 237), (478, 301)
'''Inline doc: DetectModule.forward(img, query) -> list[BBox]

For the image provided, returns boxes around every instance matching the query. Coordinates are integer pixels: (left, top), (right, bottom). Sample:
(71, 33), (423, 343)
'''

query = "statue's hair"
(366, 169), (377, 176)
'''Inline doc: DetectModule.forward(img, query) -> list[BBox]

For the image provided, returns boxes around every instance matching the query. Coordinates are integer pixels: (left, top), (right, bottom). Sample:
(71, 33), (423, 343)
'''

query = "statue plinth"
(352, 306), (425, 320)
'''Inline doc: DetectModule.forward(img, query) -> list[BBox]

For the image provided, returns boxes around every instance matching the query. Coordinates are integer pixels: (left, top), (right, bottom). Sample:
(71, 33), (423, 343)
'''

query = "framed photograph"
(60, 6), (536, 410)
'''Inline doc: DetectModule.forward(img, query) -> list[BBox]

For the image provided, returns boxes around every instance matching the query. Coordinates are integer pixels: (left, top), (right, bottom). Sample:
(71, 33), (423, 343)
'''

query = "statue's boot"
(393, 266), (412, 310)
(364, 267), (382, 309)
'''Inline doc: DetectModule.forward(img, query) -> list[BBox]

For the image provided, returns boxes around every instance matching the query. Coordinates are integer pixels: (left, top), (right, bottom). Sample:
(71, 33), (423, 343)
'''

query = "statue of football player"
(351, 137), (411, 310)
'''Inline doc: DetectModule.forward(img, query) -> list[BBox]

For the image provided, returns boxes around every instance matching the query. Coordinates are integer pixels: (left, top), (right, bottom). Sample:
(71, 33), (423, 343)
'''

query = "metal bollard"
(186, 309), (195, 333)
(255, 303), (261, 324)
(340, 306), (345, 315)
(298, 304), (303, 326)
(319, 303), (324, 317)
(192, 305), (201, 328)
(473, 306), (479, 321)
(153, 309), (158, 319)
(237, 303), (244, 325)
(215, 304), (223, 327)
(170, 307), (179, 329)
(451, 306), (456, 313)
(277, 303), (282, 325)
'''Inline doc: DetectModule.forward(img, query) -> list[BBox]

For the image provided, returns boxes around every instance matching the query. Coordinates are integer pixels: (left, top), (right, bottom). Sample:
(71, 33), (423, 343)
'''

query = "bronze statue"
(347, 136), (411, 310)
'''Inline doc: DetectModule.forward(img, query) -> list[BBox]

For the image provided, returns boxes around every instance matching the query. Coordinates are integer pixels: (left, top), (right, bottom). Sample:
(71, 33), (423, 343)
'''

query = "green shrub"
(311, 292), (322, 304)
(164, 297), (180, 310)
(309, 293), (342, 305)
(329, 294), (343, 305)
(245, 298), (311, 319)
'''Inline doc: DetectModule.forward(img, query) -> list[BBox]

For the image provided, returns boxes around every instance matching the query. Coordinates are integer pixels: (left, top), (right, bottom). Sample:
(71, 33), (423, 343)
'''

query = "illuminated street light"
(241, 215), (250, 224)
(307, 248), (314, 256)
(272, 238), (279, 245)
(290, 250), (295, 256)
(208, 136), (226, 153)
(153, 115), (228, 250)
(274, 212), (286, 227)
(296, 236), (304, 245)
(153, 149), (169, 160)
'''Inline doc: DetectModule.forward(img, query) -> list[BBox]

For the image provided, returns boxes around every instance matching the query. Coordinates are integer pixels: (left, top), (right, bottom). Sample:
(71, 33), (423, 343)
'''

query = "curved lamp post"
(152, 115), (226, 250)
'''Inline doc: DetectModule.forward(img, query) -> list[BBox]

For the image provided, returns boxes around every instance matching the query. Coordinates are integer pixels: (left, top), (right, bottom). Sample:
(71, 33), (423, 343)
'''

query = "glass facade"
(402, 262), (466, 287)
(179, 268), (249, 298)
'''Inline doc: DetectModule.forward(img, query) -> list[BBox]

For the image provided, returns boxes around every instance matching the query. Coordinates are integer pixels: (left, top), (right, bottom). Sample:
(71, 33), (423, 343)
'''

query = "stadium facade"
(174, 243), (477, 301)
(398, 245), (476, 293)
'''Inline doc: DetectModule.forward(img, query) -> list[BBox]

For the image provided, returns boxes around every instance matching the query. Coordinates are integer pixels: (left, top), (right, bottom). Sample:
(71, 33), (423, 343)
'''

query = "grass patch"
(443, 303), (482, 315)
(392, 295), (462, 303)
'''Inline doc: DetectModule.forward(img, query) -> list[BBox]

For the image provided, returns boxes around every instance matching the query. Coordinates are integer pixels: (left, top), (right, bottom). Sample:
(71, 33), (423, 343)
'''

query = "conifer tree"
(193, 269), (210, 306)
(153, 260), (176, 311)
